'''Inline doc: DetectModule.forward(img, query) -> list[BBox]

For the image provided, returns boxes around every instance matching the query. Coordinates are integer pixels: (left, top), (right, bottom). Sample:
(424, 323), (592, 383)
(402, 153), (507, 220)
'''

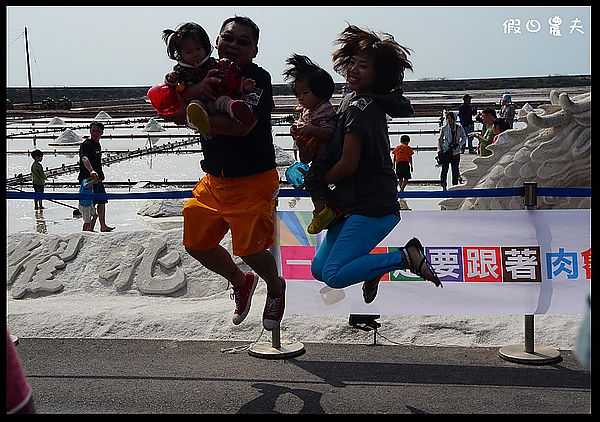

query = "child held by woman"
(283, 54), (339, 234)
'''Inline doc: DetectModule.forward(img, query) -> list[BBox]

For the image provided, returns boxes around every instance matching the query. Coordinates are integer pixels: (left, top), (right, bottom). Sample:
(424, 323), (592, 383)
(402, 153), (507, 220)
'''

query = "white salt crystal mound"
(94, 111), (112, 120)
(138, 187), (185, 217)
(137, 197), (186, 217)
(51, 128), (84, 145)
(274, 144), (294, 165)
(48, 116), (66, 126)
(143, 118), (165, 132)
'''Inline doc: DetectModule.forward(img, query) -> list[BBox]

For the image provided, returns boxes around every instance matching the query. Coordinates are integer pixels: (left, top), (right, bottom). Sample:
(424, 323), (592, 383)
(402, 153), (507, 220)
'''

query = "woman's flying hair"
(332, 24), (413, 93)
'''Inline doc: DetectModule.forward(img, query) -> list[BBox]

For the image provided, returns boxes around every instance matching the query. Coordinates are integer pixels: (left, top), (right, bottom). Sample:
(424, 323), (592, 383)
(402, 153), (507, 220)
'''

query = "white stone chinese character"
(503, 18), (521, 34)
(10, 234), (83, 299)
(98, 244), (144, 291)
(136, 237), (186, 295)
(525, 19), (542, 33)
(569, 18), (584, 34)
(97, 238), (186, 295)
(548, 16), (562, 37)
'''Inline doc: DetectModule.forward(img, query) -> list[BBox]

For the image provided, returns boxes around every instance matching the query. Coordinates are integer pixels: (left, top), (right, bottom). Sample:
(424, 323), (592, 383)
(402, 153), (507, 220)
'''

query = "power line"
(8, 31), (24, 47)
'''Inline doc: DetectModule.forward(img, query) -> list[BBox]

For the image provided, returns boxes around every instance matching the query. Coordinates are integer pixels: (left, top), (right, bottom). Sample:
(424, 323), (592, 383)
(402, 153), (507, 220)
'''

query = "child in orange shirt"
(391, 134), (414, 191)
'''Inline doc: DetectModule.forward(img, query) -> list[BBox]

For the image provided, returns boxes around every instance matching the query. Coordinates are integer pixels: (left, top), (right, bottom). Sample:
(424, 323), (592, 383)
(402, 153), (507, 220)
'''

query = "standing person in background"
(458, 94), (477, 153)
(30, 149), (46, 210)
(438, 111), (467, 190)
(310, 24), (441, 306)
(78, 121), (114, 232)
(500, 93), (515, 129)
(469, 107), (496, 157)
(391, 134), (414, 192)
(181, 16), (285, 331)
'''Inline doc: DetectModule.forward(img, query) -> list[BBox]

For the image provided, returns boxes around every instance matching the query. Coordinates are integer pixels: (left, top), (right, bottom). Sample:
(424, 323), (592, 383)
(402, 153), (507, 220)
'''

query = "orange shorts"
(182, 168), (279, 257)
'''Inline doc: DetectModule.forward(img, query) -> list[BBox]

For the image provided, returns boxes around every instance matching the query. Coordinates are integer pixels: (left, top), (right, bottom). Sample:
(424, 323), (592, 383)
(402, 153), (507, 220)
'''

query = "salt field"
(7, 110), (494, 235)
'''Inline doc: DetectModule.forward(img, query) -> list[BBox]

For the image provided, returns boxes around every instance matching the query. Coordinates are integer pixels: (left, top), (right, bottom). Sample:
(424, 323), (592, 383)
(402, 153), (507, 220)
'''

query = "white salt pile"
(94, 111), (112, 120)
(274, 145), (295, 166)
(48, 116), (66, 126)
(143, 118), (165, 132)
(49, 128), (84, 145)
(138, 195), (185, 217)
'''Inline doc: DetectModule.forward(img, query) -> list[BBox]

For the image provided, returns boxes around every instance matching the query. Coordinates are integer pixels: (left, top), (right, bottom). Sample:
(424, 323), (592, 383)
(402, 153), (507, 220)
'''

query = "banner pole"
(498, 182), (562, 365)
(248, 207), (305, 359)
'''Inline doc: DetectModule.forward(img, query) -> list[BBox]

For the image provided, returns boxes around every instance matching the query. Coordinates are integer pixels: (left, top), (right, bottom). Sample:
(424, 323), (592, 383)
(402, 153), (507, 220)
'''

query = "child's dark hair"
(493, 117), (511, 132)
(283, 54), (335, 101)
(482, 107), (497, 119)
(220, 16), (260, 45)
(400, 135), (410, 144)
(163, 22), (212, 61)
(332, 24), (413, 94)
(31, 149), (43, 159)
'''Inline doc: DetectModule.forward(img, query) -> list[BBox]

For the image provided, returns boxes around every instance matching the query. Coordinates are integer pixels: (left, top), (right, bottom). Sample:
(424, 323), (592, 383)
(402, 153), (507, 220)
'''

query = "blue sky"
(6, 6), (591, 87)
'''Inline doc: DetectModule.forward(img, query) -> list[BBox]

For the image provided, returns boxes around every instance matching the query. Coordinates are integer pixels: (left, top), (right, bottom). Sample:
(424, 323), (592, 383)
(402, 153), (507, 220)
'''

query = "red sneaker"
(232, 272), (259, 325)
(263, 278), (286, 331)
(230, 100), (256, 126)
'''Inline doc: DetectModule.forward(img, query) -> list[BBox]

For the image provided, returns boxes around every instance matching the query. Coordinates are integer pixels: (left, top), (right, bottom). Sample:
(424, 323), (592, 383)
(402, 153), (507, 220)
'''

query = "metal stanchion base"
(498, 345), (562, 365)
(248, 340), (305, 359)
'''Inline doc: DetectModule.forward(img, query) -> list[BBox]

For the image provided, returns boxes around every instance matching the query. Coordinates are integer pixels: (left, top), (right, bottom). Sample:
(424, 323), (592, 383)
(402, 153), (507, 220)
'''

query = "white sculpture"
(441, 90), (591, 210)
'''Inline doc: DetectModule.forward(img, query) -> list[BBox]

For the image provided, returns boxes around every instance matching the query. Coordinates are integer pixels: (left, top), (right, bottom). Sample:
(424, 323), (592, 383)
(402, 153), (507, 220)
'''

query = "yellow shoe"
(307, 206), (337, 234)
(186, 102), (211, 133)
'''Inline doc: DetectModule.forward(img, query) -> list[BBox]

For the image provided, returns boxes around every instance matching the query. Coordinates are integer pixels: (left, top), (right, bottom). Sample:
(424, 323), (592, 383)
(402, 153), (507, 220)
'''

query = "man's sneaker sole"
(186, 102), (211, 133)
(232, 273), (259, 325)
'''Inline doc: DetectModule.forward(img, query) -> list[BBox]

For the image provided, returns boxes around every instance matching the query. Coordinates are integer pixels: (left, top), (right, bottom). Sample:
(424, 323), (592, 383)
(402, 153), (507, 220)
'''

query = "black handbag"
(436, 149), (453, 165)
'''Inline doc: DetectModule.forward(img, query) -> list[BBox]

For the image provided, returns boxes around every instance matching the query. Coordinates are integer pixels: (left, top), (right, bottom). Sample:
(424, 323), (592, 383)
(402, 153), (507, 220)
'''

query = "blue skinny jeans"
(311, 213), (405, 289)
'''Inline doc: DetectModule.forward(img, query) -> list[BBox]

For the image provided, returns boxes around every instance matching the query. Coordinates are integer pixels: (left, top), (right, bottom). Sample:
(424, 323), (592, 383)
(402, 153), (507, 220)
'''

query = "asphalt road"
(14, 337), (591, 414)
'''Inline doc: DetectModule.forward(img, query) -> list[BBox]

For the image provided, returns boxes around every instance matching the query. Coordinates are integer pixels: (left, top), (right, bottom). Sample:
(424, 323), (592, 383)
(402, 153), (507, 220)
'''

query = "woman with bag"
(437, 111), (467, 190)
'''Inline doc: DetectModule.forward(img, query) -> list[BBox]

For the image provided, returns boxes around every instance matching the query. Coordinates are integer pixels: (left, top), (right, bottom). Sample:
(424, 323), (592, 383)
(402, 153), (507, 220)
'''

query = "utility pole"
(24, 26), (34, 105)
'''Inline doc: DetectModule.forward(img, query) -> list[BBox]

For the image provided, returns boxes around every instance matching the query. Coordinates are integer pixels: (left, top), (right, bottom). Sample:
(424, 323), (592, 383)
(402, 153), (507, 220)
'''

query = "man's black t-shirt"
(78, 138), (103, 182)
(458, 103), (477, 127)
(199, 62), (276, 178)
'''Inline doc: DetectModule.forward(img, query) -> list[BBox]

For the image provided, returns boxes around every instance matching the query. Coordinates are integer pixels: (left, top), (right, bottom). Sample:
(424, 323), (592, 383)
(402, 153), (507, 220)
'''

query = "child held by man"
(148, 21), (256, 132)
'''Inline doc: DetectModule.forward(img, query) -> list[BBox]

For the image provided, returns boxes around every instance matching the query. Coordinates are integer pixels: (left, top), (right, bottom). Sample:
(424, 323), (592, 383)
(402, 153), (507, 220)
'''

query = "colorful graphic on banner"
(274, 210), (591, 315)
(276, 211), (321, 247)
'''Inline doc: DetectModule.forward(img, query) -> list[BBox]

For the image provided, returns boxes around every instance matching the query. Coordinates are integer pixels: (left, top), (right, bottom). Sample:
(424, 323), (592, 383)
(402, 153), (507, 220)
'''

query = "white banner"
(273, 210), (591, 315)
